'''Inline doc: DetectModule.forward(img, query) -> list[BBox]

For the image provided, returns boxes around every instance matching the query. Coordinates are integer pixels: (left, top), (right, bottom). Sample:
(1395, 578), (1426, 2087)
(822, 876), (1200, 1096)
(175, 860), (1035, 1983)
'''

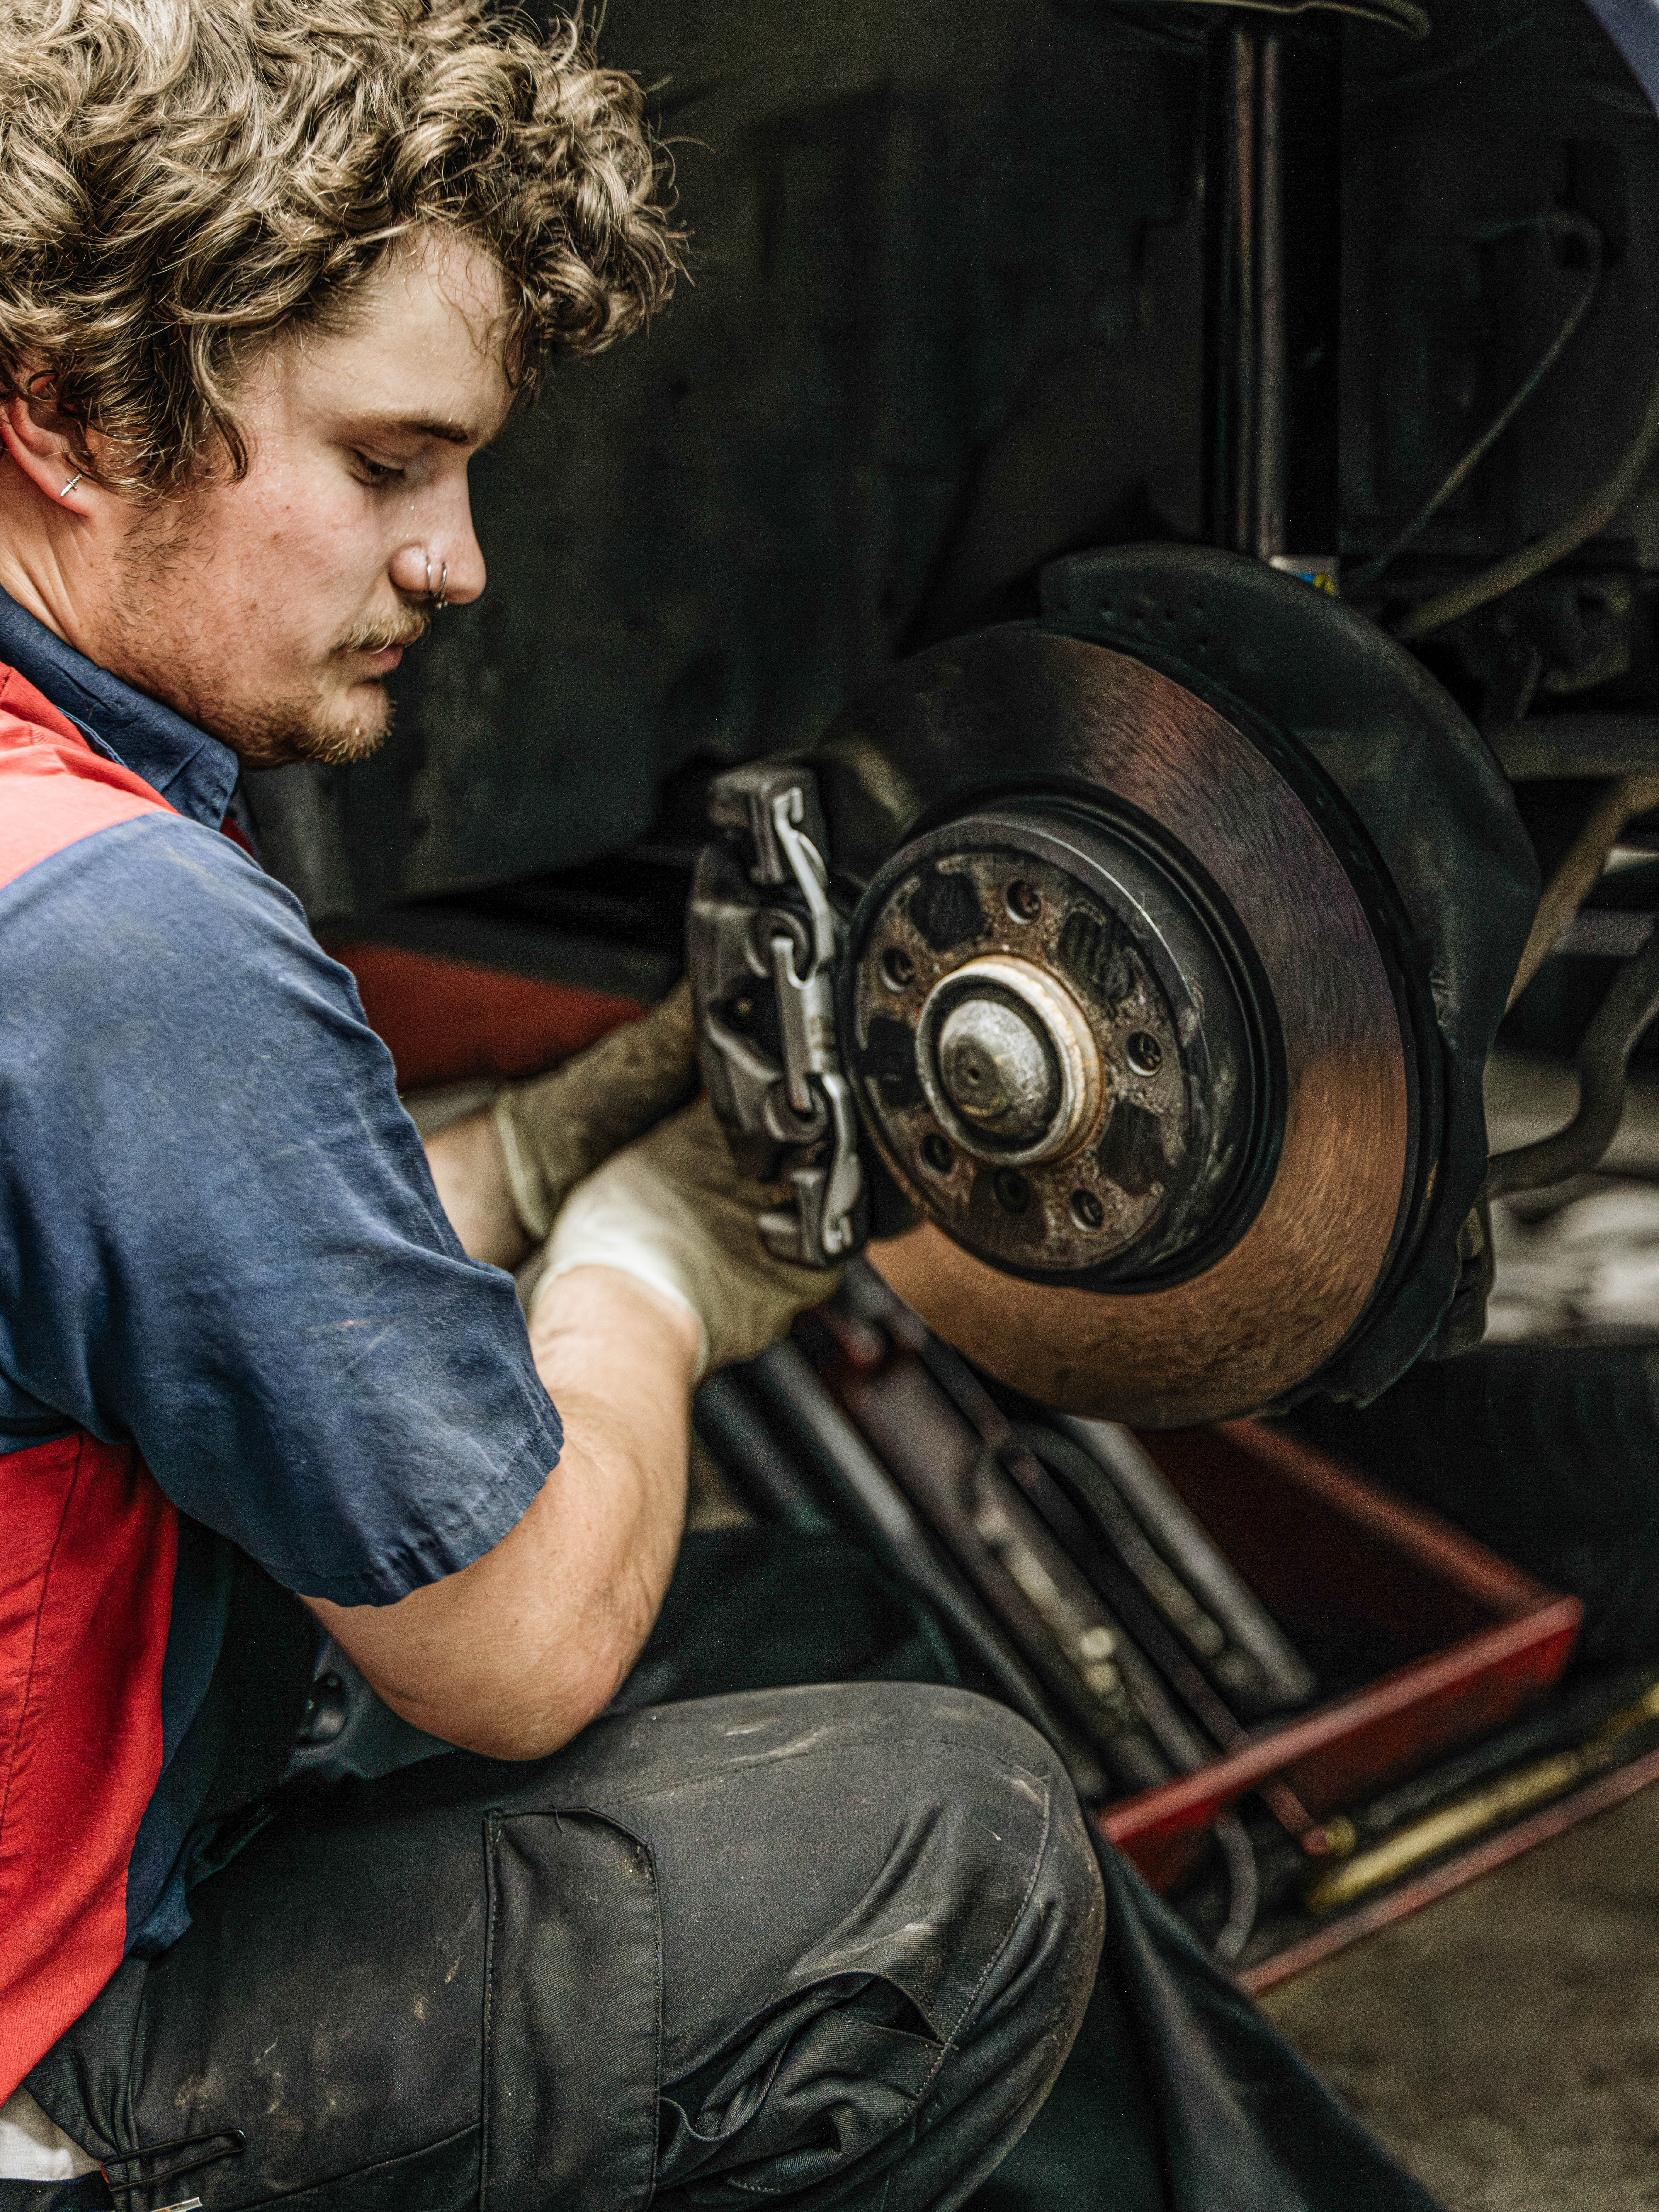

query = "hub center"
(916, 953), (1104, 1168)
(936, 996), (1057, 1138)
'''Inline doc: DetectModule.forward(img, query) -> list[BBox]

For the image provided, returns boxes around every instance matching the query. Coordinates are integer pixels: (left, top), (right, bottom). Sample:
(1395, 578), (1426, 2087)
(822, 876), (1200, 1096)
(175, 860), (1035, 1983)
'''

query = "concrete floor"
(1262, 1783), (1659, 2211)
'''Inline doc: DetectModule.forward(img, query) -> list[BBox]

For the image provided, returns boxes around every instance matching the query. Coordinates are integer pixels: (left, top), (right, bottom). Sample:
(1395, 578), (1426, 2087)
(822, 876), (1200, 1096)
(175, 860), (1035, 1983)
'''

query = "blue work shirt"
(0, 586), (562, 2086)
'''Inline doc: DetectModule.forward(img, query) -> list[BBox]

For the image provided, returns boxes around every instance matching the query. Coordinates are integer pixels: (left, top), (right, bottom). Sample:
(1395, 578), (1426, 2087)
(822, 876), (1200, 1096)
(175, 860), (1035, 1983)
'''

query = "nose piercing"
(424, 555), (448, 612)
(59, 472), (83, 499)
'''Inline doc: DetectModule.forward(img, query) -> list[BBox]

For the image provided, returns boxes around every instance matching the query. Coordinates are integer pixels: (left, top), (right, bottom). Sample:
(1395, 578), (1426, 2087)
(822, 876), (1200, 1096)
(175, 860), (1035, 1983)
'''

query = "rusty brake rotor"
(694, 546), (1536, 1425)
(830, 629), (1410, 1425)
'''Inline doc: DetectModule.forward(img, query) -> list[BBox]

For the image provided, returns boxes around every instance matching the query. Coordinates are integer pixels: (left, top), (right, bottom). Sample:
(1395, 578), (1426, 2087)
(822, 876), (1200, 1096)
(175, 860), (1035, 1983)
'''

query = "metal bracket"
(692, 765), (864, 1266)
(760, 1069), (866, 1267)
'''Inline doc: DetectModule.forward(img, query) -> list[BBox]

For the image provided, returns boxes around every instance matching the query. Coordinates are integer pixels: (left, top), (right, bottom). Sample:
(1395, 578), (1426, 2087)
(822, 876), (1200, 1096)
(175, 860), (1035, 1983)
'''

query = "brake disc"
(692, 546), (1537, 1426)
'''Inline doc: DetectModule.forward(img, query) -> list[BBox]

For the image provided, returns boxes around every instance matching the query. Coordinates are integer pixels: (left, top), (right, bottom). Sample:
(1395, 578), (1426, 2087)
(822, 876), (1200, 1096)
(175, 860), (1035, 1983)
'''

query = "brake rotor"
(800, 547), (1537, 1426)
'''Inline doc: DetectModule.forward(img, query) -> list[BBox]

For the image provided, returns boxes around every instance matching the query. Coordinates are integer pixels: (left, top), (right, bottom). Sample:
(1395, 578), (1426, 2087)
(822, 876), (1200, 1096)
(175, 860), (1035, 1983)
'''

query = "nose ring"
(425, 555), (448, 612)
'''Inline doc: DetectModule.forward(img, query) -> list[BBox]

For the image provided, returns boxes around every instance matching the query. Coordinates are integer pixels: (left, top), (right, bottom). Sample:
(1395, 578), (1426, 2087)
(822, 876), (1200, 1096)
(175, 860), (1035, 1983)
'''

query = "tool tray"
(806, 1313), (1597, 1988)
(1097, 1420), (1582, 1897)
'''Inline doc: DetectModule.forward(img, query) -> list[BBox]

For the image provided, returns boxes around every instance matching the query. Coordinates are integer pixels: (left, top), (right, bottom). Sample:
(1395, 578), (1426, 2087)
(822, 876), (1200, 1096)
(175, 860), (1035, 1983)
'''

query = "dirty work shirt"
(0, 588), (565, 2104)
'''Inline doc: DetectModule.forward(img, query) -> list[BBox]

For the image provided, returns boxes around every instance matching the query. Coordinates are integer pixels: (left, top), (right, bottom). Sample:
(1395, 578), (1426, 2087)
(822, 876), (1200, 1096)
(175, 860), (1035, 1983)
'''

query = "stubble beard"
(104, 503), (430, 771)
(172, 675), (398, 770)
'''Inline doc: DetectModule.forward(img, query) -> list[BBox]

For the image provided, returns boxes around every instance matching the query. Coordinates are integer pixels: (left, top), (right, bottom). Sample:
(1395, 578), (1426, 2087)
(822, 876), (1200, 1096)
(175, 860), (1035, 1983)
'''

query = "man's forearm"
(305, 1267), (698, 1758)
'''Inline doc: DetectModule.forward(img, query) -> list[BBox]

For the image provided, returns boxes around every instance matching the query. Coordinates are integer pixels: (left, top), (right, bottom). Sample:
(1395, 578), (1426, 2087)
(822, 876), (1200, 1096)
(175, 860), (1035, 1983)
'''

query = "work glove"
(531, 1097), (842, 1378)
(492, 980), (698, 1242)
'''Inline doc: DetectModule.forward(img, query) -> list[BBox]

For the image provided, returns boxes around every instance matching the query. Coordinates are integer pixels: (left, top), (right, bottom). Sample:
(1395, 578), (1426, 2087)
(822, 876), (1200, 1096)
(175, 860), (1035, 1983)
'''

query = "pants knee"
(827, 1683), (1105, 2060)
(935, 1693), (1106, 2050)
(632, 1683), (1105, 2206)
(851, 1689), (1106, 2203)
(583, 1680), (1104, 2088)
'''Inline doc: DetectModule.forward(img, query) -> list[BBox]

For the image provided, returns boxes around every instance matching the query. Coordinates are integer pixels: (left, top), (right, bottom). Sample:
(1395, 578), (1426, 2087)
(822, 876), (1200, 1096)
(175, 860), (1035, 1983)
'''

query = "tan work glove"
(531, 1097), (842, 1378)
(492, 980), (698, 1243)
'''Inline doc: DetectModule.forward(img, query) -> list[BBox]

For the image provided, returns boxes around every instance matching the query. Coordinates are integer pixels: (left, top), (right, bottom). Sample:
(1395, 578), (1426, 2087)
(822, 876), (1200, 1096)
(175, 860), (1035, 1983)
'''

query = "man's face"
(97, 231), (514, 768)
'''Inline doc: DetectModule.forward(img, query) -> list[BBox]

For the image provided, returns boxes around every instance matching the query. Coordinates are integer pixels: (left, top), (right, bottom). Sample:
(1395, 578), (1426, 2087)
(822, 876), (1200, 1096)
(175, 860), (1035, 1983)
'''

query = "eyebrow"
(359, 414), (483, 447)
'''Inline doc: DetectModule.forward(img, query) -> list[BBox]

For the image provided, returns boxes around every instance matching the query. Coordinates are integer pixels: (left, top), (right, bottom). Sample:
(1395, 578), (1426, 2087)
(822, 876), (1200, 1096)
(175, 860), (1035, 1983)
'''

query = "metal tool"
(1347, 1668), (1659, 1842)
(1061, 1416), (1318, 1714)
(694, 1347), (1110, 1802)
(1306, 1678), (1659, 1914)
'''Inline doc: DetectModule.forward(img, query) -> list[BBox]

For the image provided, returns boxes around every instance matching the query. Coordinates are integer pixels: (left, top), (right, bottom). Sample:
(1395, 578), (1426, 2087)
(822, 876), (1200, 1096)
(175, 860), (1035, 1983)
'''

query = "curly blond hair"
(0, 0), (682, 495)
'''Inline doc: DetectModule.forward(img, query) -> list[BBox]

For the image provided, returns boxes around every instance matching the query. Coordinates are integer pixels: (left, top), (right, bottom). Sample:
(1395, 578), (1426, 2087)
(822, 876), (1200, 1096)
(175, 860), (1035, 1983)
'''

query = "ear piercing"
(424, 555), (448, 611)
(58, 472), (83, 499)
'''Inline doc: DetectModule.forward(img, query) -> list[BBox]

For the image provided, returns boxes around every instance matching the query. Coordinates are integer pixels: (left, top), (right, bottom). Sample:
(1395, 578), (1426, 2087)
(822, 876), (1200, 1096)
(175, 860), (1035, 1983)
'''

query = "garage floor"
(1261, 1784), (1659, 2211)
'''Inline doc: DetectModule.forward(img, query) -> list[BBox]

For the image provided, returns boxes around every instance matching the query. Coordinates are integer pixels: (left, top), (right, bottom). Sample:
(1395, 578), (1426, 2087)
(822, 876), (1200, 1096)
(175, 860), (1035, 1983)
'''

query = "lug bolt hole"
(993, 1169), (1030, 1215)
(880, 946), (915, 990)
(920, 1132), (954, 1175)
(1070, 1188), (1105, 1230)
(1125, 1030), (1163, 1078)
(1005, 879), (1042, 923)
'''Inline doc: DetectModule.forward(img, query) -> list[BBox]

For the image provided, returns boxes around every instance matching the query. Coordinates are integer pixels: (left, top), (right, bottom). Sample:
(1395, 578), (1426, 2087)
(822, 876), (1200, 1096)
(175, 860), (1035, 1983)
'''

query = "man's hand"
(535, 1096), (842, 1377)
(303, 1267), (700, 1761)
(426, 981), (697, 1268)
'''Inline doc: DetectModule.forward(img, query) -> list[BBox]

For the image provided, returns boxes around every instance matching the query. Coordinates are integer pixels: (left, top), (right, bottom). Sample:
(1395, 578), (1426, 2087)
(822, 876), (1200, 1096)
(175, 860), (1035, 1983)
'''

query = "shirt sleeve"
(0, 812), (564, 1605)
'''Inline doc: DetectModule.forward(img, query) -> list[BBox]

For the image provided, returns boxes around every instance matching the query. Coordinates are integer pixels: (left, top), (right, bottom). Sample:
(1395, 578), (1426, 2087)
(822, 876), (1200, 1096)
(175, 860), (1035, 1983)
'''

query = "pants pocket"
(29, 1780), (667, 2212)
(482, 1808), (662, 2212)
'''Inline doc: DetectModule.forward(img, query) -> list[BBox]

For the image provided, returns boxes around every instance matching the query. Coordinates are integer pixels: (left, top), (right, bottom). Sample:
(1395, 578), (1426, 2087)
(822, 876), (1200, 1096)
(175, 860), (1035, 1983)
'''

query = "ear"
(0, 387), (105, 517)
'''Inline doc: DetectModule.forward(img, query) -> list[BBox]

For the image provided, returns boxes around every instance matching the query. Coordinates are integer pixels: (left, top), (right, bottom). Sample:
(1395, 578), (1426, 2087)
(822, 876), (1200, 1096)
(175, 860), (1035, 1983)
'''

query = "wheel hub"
(847, 798), (1274, 1286)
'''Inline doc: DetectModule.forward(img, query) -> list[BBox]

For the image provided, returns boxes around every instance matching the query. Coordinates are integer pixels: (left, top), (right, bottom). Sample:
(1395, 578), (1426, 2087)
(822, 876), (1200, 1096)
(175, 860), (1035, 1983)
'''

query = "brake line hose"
(1355, 213), (1604, 593)
(1399, 343), (1659, 640)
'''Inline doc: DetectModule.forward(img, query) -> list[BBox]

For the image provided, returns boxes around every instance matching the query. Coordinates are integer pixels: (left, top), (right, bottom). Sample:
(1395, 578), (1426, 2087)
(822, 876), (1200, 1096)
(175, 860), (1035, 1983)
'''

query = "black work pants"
(18, 1527), (1443, 2212)
(23, 1677), (1104, 2212)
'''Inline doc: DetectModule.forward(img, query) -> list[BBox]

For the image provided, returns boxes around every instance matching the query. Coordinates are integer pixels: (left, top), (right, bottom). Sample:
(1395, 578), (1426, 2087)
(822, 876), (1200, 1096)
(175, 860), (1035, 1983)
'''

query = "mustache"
(333, 609), (432, 656)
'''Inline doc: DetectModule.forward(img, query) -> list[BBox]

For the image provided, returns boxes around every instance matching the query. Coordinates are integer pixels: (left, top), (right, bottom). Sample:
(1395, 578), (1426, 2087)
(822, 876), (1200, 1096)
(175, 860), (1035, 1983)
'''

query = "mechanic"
(0, 3), (1108, 2203)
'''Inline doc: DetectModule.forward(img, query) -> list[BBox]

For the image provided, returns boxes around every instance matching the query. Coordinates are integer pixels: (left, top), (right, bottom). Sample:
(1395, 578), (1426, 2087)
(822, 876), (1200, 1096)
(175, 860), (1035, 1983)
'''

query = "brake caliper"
(689, 763), (864, 1267)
